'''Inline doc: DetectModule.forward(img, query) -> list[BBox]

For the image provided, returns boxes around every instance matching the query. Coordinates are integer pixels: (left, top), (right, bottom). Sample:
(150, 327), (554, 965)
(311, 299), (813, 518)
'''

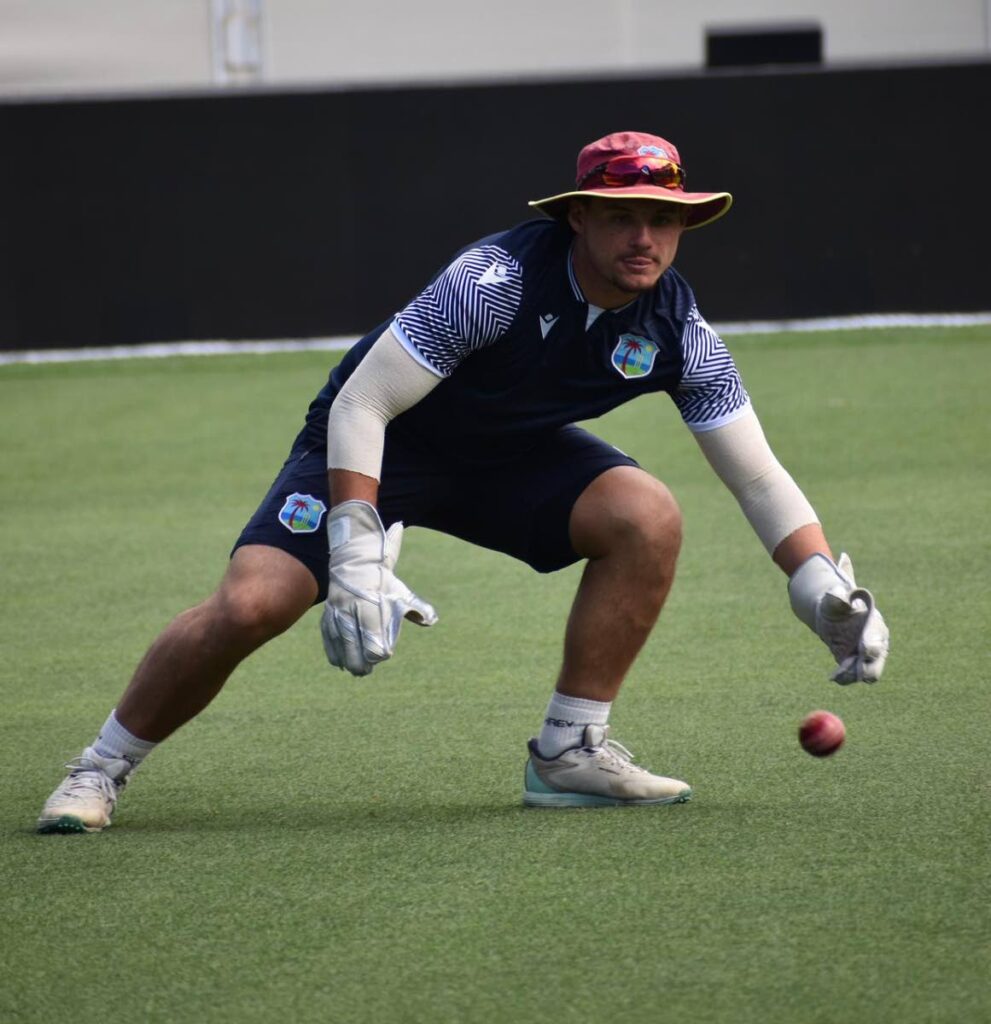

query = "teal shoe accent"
(524, 759), (609, 806)
(36, 815), (90, 835)
(524, 761), (557, 795)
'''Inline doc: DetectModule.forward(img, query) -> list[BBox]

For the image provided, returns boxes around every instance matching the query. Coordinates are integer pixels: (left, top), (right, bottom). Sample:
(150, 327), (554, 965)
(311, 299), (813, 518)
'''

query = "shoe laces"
(61, 758), (124, 800)
(584, 737), (649, 775)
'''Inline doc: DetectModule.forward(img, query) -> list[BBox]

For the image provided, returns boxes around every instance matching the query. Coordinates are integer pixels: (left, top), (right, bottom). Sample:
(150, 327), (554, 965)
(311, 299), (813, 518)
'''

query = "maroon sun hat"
(529, 131), (733, 231)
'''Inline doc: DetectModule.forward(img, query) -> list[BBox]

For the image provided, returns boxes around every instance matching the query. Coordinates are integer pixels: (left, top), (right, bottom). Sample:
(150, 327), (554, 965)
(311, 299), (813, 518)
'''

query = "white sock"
(537, 692), (612, 758)
(91, 710), (157, 768)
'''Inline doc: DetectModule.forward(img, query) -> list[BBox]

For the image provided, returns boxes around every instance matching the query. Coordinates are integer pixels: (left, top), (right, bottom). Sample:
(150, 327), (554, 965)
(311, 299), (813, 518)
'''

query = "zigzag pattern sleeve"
(392, 245), (524, 376)
(672, 306), (751, 432)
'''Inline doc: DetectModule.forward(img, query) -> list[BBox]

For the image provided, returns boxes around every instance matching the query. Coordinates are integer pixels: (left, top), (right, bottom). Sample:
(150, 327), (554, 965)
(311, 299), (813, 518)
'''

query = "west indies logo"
(611, 333), (659, 379)
(278, 493), (327, 533)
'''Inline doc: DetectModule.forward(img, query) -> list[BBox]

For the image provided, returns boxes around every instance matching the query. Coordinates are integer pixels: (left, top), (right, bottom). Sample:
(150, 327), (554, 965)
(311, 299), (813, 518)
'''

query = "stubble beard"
(610, 261), (663, 298)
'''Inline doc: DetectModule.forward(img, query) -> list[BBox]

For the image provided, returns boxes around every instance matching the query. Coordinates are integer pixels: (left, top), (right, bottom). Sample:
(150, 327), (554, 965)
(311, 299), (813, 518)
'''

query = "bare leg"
(115, 545), (318, 741)
(556, 466), (682, 703)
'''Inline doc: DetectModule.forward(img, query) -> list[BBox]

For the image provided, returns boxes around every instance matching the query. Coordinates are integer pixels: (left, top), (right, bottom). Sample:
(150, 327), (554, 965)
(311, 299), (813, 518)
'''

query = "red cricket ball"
(798, 710), (846, 757)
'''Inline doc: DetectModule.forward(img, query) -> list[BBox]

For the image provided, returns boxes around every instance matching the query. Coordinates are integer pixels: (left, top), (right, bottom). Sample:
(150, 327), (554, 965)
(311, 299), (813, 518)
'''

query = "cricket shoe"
(523, 725), (692, 808)
(36, 747), (133, 834)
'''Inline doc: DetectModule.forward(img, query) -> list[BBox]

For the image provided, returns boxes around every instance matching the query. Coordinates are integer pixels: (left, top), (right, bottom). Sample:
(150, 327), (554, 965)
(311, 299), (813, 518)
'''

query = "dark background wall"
(1, 61), (987, 350)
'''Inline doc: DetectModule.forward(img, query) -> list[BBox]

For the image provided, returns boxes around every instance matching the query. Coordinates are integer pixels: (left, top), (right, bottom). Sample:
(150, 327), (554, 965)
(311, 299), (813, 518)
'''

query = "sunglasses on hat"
(577, 155), (687, 191)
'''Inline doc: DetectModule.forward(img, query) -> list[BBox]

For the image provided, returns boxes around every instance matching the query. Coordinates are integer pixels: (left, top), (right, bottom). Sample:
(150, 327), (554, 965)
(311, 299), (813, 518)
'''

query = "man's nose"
(630, 223), (652, 247)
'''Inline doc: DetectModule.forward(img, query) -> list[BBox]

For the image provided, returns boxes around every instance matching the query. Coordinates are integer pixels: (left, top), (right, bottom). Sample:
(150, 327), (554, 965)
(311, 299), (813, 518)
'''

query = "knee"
(613, 476), (683, 561)
(197, 579), (303, 646)
(190, 546), (317, 645)
(572, 468), (683, 564)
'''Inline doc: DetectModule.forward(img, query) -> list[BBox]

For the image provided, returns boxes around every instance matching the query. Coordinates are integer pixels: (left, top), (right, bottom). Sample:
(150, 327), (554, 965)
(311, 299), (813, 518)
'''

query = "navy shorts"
(232, 425), (638, 602)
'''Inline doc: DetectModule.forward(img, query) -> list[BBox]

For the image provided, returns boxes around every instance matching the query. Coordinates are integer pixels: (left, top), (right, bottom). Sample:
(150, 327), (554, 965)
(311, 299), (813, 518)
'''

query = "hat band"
(577, 155), (686, 192)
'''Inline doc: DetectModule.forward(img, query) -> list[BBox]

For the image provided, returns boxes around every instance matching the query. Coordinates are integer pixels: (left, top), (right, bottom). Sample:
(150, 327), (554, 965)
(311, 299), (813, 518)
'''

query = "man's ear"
(567, 198), (586, 234)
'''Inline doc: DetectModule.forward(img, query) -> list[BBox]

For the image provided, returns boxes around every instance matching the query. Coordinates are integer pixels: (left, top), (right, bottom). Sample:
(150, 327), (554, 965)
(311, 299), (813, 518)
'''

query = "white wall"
(0, 0), (988, 97)
(0, 1), (208, 94)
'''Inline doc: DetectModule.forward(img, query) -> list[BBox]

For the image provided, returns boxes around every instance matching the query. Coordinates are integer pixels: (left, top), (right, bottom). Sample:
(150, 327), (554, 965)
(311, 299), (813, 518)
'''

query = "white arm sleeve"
(327, 325), (442, 480)
(692, 405), (820, 555)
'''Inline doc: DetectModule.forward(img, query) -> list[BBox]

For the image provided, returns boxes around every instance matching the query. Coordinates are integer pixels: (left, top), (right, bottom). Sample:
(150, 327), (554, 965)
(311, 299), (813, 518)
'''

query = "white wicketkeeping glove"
(320, 500), (438, 677)
(788, 552), (890, 684)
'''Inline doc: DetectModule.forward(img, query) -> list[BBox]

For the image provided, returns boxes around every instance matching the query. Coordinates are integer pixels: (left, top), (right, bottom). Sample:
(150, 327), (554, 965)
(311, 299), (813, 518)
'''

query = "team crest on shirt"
(611, 334), (659, 379)
(278, 493), (327, 533)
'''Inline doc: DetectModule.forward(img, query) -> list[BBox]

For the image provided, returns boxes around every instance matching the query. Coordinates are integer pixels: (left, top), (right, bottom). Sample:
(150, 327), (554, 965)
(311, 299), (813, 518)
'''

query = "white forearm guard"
(692, 407), (819, 554)
(327, 325), (442, 480)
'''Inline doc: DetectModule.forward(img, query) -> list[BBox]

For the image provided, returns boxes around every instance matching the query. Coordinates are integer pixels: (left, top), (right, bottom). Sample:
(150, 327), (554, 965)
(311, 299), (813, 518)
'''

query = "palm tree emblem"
(611, 334), (658, 378)
(287, 496), (311, 529)
(278, 492), (327, 534)
(619, 337), (644, 374)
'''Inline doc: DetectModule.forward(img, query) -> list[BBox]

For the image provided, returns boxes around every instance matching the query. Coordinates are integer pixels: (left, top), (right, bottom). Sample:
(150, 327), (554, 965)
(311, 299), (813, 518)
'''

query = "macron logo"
(478, 262), (509, 287)
(539, 313), (559, 339)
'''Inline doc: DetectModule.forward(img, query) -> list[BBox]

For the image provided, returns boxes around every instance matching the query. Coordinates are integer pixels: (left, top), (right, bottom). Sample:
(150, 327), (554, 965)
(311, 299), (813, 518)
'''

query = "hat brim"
(528, 187), (733, 231)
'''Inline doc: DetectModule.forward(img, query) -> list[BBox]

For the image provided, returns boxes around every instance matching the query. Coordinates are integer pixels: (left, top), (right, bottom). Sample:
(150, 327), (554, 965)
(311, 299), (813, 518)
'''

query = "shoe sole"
(523, 788), (692, 808)
(36, 814), (107, 835)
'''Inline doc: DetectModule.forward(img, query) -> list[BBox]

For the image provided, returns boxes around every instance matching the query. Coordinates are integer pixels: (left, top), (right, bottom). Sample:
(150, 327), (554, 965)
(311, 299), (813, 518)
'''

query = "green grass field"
(1, 326), (988, 1023)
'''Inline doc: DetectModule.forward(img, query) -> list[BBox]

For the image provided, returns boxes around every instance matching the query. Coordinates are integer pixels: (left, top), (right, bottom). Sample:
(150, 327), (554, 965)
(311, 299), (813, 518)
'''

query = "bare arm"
(329, 468), (379, 507)
(772, 523), (832, 576)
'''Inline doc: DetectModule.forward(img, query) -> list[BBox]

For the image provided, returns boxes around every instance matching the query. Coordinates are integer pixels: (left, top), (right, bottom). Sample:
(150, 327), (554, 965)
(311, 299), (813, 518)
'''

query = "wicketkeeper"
(38, 130), (889, 830)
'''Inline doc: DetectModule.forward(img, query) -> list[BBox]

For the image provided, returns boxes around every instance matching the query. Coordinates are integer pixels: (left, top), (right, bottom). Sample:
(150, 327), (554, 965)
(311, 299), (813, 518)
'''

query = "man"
(37, 130), (889, 830)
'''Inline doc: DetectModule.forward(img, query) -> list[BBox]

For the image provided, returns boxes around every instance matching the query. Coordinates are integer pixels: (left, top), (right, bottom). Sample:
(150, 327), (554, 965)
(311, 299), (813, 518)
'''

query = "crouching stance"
(37, 131), (888, 832)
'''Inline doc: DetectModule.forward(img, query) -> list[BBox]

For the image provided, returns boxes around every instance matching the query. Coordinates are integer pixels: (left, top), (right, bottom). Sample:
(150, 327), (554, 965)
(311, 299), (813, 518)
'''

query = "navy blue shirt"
(303, 218), (748, 465)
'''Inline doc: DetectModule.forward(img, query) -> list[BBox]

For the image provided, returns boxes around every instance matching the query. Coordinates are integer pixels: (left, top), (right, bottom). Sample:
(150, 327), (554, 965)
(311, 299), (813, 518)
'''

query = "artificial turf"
(1, 326), (988, 1022)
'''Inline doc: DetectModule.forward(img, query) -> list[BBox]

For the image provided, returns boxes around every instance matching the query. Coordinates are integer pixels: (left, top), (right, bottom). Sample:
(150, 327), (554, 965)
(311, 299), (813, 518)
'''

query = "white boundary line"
(0, 335), (359, 366)
(2, 312), (990, 366)
(715, 311), (991, 335)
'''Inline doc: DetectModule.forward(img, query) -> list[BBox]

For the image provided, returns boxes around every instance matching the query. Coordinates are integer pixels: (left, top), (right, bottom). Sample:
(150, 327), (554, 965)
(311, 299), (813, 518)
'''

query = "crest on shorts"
(278, 493), (327, 533)
(611, 334), (659, 379)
